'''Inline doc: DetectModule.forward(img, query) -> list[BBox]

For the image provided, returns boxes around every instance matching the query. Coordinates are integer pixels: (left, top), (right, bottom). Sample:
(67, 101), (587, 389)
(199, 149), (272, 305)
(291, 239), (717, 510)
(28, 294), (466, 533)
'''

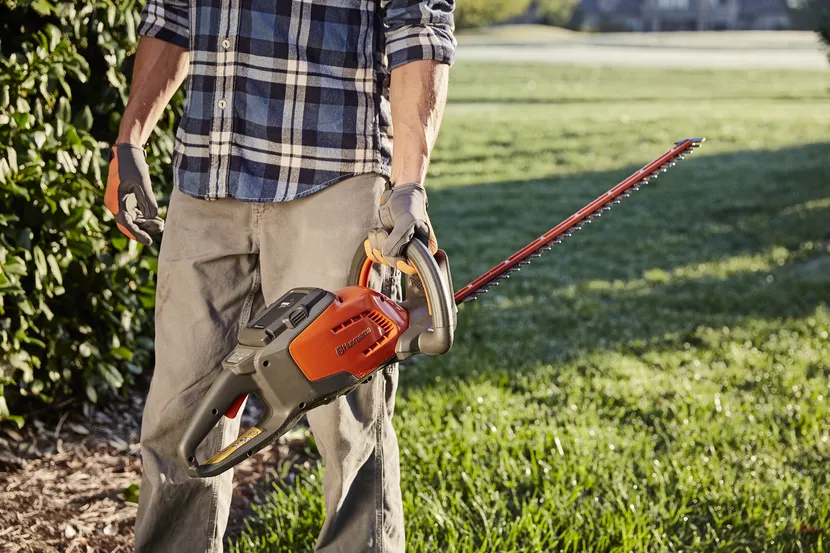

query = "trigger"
(225, 394), (247, 419)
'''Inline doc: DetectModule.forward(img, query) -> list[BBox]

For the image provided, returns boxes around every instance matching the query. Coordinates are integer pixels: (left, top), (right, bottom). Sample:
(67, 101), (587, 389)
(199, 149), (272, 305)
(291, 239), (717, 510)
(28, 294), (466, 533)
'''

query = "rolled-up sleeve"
(137, 0), (190, 49)
(381, 0), (456, 71)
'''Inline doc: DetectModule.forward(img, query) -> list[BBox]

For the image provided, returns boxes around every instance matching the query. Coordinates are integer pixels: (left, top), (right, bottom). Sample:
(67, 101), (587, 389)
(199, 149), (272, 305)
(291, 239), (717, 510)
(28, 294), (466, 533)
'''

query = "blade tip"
(675, 137), (706, 147)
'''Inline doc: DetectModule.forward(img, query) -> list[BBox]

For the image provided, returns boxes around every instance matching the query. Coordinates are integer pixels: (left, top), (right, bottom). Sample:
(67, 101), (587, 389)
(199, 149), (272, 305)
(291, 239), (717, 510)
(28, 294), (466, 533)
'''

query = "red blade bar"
(453, 138), (703, 304)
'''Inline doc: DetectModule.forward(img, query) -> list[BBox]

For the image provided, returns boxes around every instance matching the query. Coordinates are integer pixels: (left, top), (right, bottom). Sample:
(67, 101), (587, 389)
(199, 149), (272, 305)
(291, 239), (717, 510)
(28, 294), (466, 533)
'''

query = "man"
(104, 1), (455, 551)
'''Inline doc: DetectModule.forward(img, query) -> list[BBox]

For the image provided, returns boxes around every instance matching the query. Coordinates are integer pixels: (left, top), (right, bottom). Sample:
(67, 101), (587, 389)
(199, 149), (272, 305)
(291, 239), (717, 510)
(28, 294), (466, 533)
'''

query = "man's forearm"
(389, 60), (449, 187)
(117, 36), (190, 146)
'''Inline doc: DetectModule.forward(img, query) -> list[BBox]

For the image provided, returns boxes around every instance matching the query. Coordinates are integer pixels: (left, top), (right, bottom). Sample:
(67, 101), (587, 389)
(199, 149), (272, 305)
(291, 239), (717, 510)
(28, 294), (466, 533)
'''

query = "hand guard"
(365, 182), (437, 275)
(105, 144), (164, 245)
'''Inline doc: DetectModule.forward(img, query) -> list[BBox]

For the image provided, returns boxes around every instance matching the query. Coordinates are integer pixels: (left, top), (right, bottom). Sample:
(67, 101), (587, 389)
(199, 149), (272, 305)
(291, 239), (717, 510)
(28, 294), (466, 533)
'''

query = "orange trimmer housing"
(220, 283), (408, 421)
(289, 285), (409, 382)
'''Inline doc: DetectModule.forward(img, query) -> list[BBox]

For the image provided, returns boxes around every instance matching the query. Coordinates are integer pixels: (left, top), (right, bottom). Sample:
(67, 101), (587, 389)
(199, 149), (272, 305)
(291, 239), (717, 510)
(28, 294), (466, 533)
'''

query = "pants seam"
(375, 265), (386, 553)
(206, 418), (224, 552)
(241, 206), (262, 325)
(375, 373), (384, 553)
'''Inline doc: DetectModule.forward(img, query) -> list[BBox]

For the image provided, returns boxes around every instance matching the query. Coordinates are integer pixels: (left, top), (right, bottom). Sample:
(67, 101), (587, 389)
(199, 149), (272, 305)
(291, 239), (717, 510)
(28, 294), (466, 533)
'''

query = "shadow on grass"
(404, 142), (830, 390)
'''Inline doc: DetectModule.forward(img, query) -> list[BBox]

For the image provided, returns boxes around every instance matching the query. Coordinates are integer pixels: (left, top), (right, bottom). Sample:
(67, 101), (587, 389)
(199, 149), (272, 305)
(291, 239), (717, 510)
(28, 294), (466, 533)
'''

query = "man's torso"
(148, 0), (394, 202)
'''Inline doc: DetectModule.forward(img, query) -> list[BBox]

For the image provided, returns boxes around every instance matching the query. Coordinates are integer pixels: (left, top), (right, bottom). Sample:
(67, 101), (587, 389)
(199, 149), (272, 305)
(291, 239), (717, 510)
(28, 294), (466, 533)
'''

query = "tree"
(535, 0), (580, 27)
(454, 0), (534, 29)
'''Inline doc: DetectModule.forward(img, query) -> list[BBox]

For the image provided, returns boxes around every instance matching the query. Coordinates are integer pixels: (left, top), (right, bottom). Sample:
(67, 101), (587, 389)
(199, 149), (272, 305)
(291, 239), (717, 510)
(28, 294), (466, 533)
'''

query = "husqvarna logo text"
(336, 328), (372, 356)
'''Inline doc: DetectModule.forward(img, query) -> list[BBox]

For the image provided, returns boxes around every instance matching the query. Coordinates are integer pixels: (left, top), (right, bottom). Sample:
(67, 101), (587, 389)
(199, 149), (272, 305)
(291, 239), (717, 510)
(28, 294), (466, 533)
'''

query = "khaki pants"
(135, 174), (404, 553)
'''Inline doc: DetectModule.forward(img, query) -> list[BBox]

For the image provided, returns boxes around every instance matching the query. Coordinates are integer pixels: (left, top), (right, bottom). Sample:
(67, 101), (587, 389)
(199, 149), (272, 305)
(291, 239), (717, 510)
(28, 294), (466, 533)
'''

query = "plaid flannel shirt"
(138, 0), (455, 202)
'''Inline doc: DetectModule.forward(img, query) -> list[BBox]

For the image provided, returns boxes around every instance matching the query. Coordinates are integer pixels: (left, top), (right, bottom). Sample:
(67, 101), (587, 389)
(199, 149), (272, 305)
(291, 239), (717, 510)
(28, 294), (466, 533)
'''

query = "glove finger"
(366, 228), (388, 258)
(136, 217), (165, 236)
(131, 179), (159, 219)
(121, 189), (156, 220)
(412, 220), (431, 243)
(371, 245), (411, 274)
(366, 240), (393, 268)
(363, 239), (377, 263)
(382, 220), (416, 259)
(117, 211), (152, 245)
(366, 228), (418, 273)
(395, 259), (417, 275)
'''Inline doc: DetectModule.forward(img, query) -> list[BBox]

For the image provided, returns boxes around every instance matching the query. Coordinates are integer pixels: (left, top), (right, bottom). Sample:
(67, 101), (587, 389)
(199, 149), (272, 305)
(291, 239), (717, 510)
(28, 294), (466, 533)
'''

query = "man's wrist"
(116, 121), (144, 147)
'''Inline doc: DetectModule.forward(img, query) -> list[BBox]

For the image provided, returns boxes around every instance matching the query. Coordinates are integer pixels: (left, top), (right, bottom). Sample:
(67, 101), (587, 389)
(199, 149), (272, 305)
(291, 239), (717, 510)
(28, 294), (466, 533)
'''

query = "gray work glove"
(365, 182), (437, 275)
(105, 144), (164, 246)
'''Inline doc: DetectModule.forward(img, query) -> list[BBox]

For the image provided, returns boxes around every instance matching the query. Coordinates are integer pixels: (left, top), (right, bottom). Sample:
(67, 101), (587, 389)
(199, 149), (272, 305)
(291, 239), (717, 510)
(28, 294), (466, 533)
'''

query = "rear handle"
(178, 369), (276, 478)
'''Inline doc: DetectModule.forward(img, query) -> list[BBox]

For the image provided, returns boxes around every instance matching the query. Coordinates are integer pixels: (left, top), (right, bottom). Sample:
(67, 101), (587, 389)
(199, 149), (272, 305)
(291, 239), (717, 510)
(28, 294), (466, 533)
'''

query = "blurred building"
(575, 0), (792, 31)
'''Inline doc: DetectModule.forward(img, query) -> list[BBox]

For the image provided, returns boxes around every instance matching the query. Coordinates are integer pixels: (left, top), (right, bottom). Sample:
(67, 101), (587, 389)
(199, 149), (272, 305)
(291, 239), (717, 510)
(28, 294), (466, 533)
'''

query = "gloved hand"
(365, 182), (437, 275)
(105, 144), (164, 245)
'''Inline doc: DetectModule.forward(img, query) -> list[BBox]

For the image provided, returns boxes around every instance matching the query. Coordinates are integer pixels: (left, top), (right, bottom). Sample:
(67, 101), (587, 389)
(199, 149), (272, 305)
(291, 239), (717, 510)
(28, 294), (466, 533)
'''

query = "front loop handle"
(404, 240), (455, 355)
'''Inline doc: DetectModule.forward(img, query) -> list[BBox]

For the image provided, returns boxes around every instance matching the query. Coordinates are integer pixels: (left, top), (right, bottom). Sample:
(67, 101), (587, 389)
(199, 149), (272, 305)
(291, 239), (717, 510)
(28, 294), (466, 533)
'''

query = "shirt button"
(222, 39), (231, 49)
(217, 99), (227, 109)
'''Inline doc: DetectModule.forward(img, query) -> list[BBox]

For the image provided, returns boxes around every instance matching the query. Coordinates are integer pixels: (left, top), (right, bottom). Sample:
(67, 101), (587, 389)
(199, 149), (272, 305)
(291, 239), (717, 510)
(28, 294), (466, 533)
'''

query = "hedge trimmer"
(179, 138), (705, 477)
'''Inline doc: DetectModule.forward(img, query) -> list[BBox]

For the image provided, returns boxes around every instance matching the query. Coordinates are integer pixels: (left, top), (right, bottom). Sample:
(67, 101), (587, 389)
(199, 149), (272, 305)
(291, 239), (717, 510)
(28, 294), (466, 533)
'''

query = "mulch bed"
(0, 384), (310, 553)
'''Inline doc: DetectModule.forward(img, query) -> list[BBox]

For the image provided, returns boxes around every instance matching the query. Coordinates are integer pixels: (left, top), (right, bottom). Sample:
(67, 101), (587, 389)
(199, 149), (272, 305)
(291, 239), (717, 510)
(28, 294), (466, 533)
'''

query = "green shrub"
(454, 0), (533, 30)
(535, 0), (579, 27)
(0, 0), (180, 425)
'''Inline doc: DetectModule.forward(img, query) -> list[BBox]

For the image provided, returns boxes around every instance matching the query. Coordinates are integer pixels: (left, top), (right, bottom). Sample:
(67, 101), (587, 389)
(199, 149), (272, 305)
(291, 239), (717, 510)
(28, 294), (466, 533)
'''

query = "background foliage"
(535, 0), (580, 27)
(0, 0), (180, 425)
(815, 0), (830, 59)
(454, 0), (534, 30)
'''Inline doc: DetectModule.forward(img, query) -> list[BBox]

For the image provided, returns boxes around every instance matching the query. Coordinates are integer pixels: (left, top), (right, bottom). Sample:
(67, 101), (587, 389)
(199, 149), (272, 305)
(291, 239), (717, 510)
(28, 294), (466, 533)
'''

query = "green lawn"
(230, 63), (830, 552)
